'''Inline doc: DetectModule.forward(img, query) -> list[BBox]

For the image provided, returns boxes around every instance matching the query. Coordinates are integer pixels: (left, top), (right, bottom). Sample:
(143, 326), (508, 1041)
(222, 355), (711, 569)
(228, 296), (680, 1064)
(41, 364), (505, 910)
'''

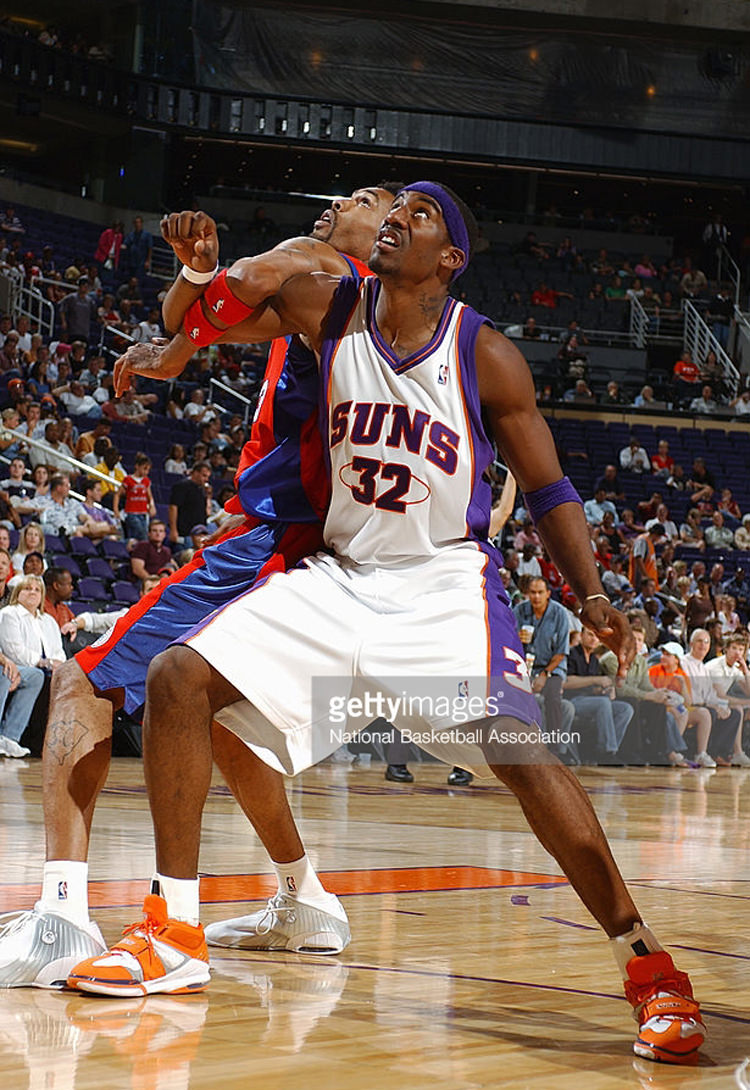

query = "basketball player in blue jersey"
(72, 183), (703, 1066)
(0, 186), (399, 990)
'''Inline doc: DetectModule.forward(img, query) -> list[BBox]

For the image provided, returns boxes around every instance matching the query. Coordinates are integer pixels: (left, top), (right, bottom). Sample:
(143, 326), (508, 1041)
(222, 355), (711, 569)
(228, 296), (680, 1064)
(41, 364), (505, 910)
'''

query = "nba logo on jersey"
(437, 361), (450, 386)
(458, 680), (469, 698)
(57, 881), (68, 901)
(286, 876), (297, 893)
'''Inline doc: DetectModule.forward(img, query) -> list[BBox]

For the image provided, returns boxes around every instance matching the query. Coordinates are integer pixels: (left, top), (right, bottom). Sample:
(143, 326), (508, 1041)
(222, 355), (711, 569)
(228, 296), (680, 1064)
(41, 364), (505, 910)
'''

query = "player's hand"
(203, 513), (246, 546)
(580, 596), (635, 679)
(160, 211), (219, 273)
(114, 341), (180, 395)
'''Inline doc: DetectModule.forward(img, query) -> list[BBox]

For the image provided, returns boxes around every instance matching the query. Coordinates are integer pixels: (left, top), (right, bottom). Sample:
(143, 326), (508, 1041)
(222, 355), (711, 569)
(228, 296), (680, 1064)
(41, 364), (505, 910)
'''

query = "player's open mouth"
(315, 210), (334, 229)
(377, 229), (400, 249)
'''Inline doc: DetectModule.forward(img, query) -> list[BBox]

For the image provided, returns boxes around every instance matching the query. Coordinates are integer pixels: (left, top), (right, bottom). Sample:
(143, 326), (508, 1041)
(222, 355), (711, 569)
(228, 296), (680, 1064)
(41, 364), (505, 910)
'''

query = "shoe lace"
(0, 908), (37, 940)
(120, 908), (162, 950)
(255, 894), (296, 936)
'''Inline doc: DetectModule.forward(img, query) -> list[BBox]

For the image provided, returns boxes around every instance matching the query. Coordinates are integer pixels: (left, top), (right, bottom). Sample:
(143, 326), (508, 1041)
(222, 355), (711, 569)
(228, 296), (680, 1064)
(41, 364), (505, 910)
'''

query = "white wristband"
(181, 263), (219, 285)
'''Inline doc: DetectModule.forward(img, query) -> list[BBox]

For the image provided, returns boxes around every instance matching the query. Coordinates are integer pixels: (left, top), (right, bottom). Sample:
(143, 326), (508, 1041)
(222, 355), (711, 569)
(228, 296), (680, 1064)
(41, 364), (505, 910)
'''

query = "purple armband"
(524, 476), (582, 525)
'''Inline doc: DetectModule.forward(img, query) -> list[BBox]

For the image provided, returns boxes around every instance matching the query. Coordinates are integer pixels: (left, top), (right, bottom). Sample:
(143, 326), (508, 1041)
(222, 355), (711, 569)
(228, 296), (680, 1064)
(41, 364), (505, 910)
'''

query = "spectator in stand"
(78, 354), (108, 393)
(53, 379), (103, 423)
(74, 419), (111, 462)
(682, 629), (747, 765)
(522, 316), (540, 340)
(130, 519), (176, 580)
(707, 282), (733, 349)
(556, 236), (577, 268)
(705, 511), (735, 550)
(94, 221), (124, 271)
(58, 276), (97, 343)
(678, 508), (706, 553)
(651, 440), (674, 478)
(735, 516), (750, 550)
(11, 523), (46, 576)
(96, 293), (121, 327)
(168, 461), (211, 547)
(29, 420), (74, 473)
(629, 522), (664, 593)
(689, 384), (719, 415)
(634, 255), (657, 278)
(164, 444), (188, 476)
(517, 542), (542, 579)
(718, 488), (742, 522)
(602, 556), (631, 602)
(514, 577), (568, 755)
(633, 384), (666, 410)
(42, 567), (75, 633)
(104, 388), (150, 425)
(605, 275), (626, 300)
(625, 277), (645, 301)
(619, 437), (650, 474)
(638, 490), (663, 522)
(563, 627), (633, 762)
(0, 207), (24, 235)
(183, 388), (217, 424)
(517, 231), (549, 260)
(723, 566), (750, 619)
(531, 281), (573, 308)
(594, 464), (625, 502)
(634, 577), (663, 620)
(730, 389), (750, 416)
(2, 458), (35, 513)
(133, 307), (161, 344)
(0, 330), (22, 373)
(513, 517), (541, 552)
(94, 446), (125, 505)
(648, 643), (715, 767)
(599, 511), (621, 556)
(583, 487), (616, 527)
(706, 633), (750, 735)
(679, 258), (708, 299)
(685, 458), (715, 505)
(672, 349), (701, 405)
(685, 579), (715, 637)
(646, 503), (678, 542)
(121, 216), (153, 279)
(562, 378), (595, 404)
(0, 575), (65, 674)
(116, 276), (144, 310)
(113, 452), (156, 541)
(600, 380), (627, 407)
(617, 508), (644, 548)
(559, 320), (589, 347)
(38, 473), (112, 541)
(717, 594), (741, 635)
(79, 477), (120, 538)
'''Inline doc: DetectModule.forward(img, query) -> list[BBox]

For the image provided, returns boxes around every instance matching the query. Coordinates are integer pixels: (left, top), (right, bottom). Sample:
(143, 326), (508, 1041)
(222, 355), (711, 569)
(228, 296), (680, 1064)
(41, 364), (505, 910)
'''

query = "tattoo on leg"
(46, 717), (90, 765)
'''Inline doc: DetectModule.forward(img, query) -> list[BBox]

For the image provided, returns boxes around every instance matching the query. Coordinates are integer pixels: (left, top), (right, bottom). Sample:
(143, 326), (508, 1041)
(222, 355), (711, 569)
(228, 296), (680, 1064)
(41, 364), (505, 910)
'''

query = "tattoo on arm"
(46, 716), (89, 765)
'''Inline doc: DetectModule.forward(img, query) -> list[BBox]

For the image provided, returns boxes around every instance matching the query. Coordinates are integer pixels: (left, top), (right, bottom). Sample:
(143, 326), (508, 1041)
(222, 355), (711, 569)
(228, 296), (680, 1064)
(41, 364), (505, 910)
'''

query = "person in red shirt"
(114, 451), (156, 540)
(530, 281), (574, 308)
(650, 439), (674, 477)
(673, 350), (700, 405)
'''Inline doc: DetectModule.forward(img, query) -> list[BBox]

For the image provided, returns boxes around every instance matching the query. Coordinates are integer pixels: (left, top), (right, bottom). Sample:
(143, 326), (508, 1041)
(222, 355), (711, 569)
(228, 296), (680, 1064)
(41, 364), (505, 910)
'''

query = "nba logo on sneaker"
(458, 680), (469, 698)
(57, 881), (68, 900)
(286, 877), (297, 893)
(438, 362), (449, 386)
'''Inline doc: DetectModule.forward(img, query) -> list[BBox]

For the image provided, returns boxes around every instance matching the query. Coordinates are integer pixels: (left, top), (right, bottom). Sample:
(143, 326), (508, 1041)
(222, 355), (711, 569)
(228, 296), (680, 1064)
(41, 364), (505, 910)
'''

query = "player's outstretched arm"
(114, 271), (339, 395)
(476, 325), (634, 674)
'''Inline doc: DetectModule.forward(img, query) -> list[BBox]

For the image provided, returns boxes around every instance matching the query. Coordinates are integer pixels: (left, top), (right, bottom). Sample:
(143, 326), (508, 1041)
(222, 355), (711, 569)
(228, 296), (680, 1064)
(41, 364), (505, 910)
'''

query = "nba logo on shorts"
(286, 876), (297, 893)
(438, 361), (449, 386)
(458, 680), (469, 698)
(58, 881), (68, 901)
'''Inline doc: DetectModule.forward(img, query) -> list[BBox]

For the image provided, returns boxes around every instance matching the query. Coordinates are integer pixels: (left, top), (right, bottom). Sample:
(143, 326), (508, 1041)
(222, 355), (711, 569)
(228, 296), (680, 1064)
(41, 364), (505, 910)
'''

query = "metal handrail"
(716, 242), (742, 309)
(682, 299), (740, 393)
(4, 429), (121, 488)
(208, 377), (253, 427)
(628, 294), (649, 348)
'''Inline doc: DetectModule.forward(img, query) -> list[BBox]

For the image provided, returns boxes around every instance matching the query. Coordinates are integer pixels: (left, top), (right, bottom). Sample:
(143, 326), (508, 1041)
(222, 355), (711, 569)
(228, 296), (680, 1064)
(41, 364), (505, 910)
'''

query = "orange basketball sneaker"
(624, 950), (705, 1064)
(66, 894), (210, 997)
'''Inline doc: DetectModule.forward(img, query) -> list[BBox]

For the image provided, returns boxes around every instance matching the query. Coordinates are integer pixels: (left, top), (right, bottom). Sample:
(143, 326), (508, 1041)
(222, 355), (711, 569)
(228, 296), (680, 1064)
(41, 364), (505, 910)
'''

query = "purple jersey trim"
(455, 305), (496, 541)
(318, 276), (367, 479)
(367, 279), (458, 374)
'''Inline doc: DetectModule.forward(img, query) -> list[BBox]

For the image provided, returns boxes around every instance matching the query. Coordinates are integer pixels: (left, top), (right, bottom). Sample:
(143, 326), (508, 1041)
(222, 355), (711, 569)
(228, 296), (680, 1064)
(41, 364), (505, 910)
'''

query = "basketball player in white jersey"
(73, 183), (704, 1066)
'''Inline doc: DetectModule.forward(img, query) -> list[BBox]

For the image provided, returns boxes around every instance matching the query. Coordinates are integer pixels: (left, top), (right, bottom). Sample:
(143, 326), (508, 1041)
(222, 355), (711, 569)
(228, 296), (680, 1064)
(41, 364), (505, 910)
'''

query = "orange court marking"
(0, 866), (566, 912)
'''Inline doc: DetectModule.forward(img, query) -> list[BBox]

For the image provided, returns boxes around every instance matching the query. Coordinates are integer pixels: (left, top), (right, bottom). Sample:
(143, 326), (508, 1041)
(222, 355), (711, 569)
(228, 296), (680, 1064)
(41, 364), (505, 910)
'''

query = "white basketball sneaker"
(205, 893), (351, 954)
(0, 905), (106, 988)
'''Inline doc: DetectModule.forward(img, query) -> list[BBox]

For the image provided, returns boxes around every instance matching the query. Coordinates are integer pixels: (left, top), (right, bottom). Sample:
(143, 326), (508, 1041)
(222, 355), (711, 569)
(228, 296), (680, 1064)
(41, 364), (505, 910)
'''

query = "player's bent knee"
(477, 715), (558, 770)
(51, 657), (95, 705)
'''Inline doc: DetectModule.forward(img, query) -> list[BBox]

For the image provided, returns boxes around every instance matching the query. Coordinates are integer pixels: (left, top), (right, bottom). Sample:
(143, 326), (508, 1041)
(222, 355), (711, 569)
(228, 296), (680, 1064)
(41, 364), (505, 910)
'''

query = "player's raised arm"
(114, 270), (340, 395)
(476, 325), (634, 673)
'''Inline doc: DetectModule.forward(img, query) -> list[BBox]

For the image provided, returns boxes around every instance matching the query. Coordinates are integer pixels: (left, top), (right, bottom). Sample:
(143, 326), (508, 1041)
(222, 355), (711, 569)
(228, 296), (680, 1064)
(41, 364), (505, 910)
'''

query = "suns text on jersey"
(329, 401), (460, 475)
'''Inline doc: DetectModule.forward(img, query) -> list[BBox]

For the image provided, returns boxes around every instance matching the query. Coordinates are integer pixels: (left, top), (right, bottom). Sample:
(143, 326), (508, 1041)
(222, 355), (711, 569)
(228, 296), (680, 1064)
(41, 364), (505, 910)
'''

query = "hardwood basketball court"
(1, 757), (748, 1088)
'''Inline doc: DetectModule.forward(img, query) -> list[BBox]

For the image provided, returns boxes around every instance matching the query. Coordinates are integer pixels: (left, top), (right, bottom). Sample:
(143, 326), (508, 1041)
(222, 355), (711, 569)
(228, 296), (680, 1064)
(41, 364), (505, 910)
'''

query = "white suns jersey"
(319, 277), (496, 566)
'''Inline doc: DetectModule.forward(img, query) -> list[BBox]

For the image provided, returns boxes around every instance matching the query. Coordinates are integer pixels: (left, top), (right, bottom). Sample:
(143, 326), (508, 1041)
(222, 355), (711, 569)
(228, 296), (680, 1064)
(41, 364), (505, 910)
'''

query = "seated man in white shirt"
(681, 629), (750, 766)
(619, 439), (650, 473)
(583, 487), (616, 527)
(705, 632), (750, 758)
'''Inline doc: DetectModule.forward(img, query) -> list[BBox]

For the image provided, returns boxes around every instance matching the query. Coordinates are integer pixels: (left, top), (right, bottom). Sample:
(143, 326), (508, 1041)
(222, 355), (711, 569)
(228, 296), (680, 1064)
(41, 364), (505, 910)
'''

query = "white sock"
(272, 855), (344, 918)
(40, 861), (89, 926)
(154, 873), (200, 926)
(610, 921), (664, 978)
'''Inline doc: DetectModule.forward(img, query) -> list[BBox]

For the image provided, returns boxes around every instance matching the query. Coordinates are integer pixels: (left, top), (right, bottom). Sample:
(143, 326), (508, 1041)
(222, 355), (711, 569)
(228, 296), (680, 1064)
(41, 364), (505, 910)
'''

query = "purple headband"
(398, 181), (470, 280)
